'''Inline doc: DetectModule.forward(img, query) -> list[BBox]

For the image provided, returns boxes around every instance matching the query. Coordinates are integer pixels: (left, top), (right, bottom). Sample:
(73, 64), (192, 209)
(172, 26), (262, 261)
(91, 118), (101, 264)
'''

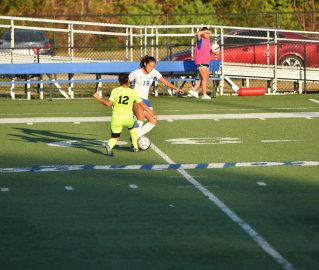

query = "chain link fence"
(0, 12), (319, 99)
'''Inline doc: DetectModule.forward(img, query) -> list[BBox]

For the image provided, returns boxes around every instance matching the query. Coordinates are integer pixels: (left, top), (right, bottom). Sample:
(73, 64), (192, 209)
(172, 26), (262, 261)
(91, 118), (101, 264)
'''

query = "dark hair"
(118, 73), (129, 84)
(201, 27), (209, 31)
(140, 55), (156, 68)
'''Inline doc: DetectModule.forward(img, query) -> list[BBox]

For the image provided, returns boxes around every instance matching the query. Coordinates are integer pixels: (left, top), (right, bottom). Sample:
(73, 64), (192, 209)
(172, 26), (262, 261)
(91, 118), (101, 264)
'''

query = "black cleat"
(130, 146), (139, 153)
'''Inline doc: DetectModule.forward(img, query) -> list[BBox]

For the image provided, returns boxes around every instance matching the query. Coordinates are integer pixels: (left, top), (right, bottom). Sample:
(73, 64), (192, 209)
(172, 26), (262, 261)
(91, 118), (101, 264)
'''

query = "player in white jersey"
(129, 55), (183, 137)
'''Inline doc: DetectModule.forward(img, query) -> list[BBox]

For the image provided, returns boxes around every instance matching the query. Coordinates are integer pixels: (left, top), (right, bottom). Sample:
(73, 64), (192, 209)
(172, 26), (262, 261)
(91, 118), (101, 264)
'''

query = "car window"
(224, 36), (253, 46)
(3, 31), (45, 42)
(239, 31), (269, 44)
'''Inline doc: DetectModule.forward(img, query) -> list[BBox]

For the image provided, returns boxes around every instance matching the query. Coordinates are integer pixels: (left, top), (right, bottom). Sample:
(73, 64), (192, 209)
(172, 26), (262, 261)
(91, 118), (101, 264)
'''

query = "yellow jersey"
(109, 86), (142, 119)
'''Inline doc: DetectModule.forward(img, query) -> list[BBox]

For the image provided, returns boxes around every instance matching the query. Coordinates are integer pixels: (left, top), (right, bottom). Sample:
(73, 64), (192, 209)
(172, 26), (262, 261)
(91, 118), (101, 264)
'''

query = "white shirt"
(129, 68), (162, 100)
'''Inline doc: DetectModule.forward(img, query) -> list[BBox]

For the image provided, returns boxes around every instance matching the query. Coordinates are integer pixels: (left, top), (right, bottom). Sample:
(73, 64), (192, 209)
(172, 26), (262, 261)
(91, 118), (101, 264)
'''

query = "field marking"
(271, 107), (318, 110)
(0, 112), (109, 116)
(261, 139), (301, 143)
(1, 187), (10, 192)
(1, 112), (319, 124)
(0, 161), (318, 173)
(165, 137), (242, 145)
(169, 175), (208, 178)
(257, 182), (267, 186)
(176, 185), (219, 189)
(64, 186), (74, 191)
(48, 140), (127, 148)
(129, 184), (138, 189)
(0, 107), (317, 117)
(309, 99), (319, 105)
(160, 108), (256, 112)
(150, 143), (295, 270)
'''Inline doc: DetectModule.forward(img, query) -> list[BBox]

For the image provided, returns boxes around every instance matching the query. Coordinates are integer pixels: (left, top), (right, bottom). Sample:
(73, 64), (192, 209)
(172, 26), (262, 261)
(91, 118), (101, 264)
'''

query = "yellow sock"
(129, 128), (138, 149)
(108, 138), (117, 149)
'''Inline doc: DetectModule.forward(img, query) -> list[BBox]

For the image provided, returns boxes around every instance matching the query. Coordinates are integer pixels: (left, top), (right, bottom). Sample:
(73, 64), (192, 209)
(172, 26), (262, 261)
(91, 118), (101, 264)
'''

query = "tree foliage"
(0, 0), (317, 30)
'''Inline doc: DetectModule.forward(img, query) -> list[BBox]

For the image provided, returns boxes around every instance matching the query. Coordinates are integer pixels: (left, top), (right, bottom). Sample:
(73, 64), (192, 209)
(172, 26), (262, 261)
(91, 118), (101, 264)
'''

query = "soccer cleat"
(130, 146), (139, 152)
(167, 89), (173, 96)
(113, 144), (121, 149)
(188, 89), (199, 98)
(105, 143), (114, 156)
(201, 94), (211, 100)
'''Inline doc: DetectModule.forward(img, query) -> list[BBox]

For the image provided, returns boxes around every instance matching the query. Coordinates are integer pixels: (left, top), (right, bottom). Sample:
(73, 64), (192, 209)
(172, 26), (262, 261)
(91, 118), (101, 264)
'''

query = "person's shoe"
(105, 143), (114, 156)
(113, 144), (121, 149)
(188, 89), (199, 98)
(130, 146), (139, 152)
(201, 94), (211, 100)
(167, 89), (173, 96)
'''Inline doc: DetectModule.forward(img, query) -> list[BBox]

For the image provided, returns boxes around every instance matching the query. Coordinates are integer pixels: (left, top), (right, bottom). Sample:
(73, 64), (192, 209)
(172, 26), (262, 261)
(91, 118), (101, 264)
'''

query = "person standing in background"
(188, 27), (212, 100)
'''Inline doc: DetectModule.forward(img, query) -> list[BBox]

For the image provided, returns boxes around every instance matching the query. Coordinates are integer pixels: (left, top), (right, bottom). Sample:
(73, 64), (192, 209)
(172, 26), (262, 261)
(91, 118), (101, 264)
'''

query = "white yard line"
(0, 107), (316, 117)
(176, 185), (219, 189)
(261, 139), (301, 143)
(1, 112), (319, 124)
(151, 143), (295, 270)
(257, 182), (267, 186)
(309, 99), (319, 105)
(271, 107), (317, 110)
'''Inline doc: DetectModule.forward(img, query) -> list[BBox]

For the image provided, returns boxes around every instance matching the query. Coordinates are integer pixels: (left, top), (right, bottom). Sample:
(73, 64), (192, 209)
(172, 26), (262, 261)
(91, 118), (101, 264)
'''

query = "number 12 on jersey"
(118, 95), (129, 105)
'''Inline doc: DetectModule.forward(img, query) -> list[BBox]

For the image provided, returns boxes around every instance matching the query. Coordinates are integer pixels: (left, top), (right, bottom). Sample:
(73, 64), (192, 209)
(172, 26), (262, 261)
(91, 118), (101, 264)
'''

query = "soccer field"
(0, 95), (319, 270)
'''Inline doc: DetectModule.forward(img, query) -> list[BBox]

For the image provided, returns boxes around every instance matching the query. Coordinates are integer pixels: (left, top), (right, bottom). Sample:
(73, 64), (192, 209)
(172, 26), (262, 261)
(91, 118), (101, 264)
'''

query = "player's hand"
(93, 92), (100, 99)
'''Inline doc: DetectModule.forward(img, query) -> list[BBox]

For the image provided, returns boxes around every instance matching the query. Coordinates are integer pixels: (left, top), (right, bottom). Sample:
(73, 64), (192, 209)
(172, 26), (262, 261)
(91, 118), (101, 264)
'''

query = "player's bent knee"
(111, 132), (121, 138)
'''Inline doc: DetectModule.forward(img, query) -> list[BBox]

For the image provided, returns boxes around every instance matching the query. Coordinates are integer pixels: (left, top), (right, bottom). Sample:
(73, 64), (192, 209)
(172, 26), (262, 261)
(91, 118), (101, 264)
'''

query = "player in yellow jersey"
(93, 73), (155, 156)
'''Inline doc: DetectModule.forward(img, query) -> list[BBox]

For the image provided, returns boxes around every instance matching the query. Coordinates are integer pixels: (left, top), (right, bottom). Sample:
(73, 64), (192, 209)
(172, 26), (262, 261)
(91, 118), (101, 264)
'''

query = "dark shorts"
(197, 64), (209, 70)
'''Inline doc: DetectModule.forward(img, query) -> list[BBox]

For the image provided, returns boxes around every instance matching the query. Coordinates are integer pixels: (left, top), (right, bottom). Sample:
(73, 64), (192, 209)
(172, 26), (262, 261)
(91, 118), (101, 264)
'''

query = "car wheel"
(279, 55), (304, 67)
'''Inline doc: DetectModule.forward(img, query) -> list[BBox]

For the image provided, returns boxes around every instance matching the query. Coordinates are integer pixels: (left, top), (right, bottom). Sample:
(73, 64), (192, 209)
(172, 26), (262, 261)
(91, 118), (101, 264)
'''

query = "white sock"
(135, 120), (144, 137)
(140, 122), (155, 136)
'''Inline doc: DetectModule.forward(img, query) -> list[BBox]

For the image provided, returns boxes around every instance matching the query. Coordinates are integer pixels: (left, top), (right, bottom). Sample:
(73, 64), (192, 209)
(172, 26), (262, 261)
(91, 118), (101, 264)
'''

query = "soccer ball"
(211, 43), (220, 54)
(137, 136), (151, 150)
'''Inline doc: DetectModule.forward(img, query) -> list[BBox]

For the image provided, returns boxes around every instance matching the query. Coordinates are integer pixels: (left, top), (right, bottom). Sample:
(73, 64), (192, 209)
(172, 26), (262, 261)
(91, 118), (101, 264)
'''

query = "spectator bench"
(0, 60), (220, 99)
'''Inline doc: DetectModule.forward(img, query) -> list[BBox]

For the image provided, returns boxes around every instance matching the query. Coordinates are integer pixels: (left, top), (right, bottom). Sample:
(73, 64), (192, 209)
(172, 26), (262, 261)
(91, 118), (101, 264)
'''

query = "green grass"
(1, 170), (291, 270)
(1, 95), (319, 269)
(0, 94), (318, 118)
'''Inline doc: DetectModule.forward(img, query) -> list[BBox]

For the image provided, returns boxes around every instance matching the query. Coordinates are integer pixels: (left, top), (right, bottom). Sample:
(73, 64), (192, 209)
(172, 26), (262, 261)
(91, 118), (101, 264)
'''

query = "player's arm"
(159, 77), (183, 94)
(93, 92), (113, 107)
(197, 30), (212, 41)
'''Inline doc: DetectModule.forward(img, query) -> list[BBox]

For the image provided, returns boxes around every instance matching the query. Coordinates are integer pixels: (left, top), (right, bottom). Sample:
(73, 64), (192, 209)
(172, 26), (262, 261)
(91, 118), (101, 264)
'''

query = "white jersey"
(129, 68), (162, 100)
